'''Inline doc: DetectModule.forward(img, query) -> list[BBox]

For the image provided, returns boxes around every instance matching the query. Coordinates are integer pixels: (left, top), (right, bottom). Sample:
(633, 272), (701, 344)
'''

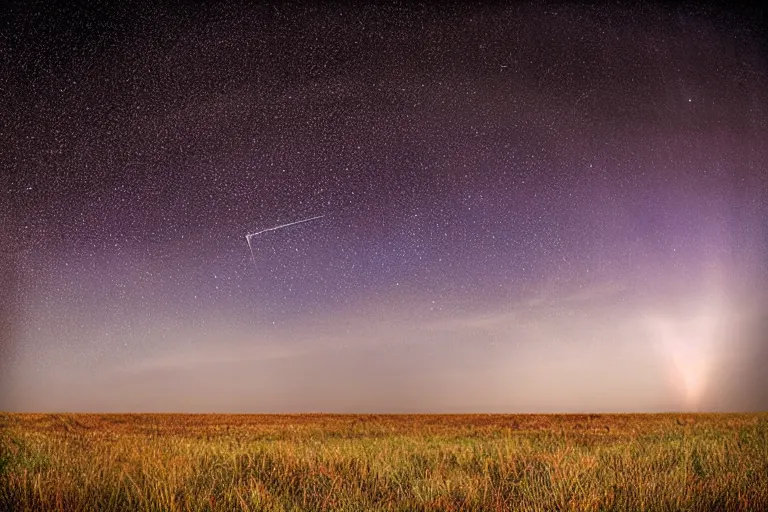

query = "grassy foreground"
(1, 413), (767, 511)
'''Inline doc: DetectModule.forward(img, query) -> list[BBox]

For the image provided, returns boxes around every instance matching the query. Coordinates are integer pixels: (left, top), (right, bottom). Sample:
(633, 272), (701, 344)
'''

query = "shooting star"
(245, 215), (324, 266)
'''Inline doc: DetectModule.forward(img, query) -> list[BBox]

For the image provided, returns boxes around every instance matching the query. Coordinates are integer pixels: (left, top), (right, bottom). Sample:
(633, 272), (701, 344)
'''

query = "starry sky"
(2, 2), (767, 413)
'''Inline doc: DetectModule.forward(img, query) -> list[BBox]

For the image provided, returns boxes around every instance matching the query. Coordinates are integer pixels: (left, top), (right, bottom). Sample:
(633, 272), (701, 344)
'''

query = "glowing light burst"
(245, 215), (324, 267)
(646, 297), (725, 410)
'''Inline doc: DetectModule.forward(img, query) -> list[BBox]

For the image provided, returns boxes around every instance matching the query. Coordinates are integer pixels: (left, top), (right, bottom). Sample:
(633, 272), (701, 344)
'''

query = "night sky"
(2, 2), (767, 412)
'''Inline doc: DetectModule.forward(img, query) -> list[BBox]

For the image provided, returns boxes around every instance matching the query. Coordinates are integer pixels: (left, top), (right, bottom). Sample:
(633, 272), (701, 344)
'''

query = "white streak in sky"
(245, 215), (324, 266)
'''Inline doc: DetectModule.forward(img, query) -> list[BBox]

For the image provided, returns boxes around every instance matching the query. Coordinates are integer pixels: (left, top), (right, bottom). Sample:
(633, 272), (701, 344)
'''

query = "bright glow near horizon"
(647, 299), (724, 410)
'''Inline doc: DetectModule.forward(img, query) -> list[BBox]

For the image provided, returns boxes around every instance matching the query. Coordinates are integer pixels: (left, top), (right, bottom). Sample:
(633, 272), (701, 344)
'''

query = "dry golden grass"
(1, 413), (767, 511)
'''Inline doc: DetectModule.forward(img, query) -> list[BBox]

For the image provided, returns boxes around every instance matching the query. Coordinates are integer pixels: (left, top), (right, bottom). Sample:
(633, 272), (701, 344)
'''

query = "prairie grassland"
(1, 413), (767, 511)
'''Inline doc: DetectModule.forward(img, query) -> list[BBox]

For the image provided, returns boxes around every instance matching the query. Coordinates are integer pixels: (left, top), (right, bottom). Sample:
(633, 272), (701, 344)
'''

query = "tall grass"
(1, 413), (766, 511)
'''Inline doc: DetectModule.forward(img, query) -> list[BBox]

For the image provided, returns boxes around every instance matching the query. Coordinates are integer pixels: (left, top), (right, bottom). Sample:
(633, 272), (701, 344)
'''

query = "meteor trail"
(245, 215), (324, 266)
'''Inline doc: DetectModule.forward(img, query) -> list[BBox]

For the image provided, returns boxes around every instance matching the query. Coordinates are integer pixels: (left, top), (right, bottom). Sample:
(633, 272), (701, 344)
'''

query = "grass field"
(1, 413), (767, 511)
